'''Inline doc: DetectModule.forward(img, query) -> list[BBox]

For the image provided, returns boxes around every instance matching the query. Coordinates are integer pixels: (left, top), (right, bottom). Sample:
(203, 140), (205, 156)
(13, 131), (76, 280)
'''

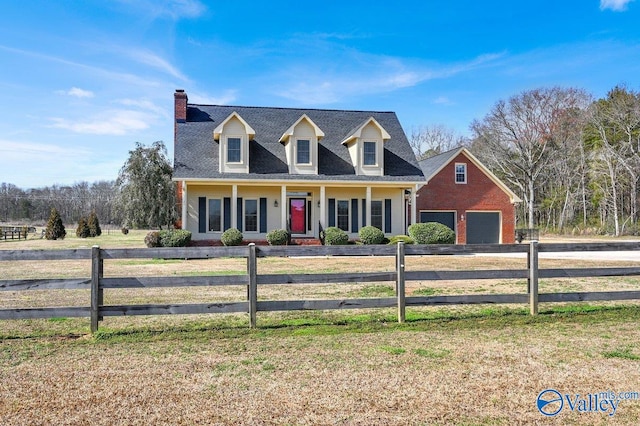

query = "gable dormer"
(341, 117), (390, 176)
(279, 114), (324, 175)
(213, 112), (255, 173)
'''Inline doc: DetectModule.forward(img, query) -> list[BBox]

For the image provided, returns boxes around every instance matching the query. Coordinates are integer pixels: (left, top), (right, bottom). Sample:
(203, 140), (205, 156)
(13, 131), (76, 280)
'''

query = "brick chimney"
(174, 89), (188, 139)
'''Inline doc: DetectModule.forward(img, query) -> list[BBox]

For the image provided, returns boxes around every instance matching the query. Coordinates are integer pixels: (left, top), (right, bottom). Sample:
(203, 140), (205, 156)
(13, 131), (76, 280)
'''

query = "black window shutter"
(351, 199), (359, 232)
(259, 198), (267, 233)
(385, 199), (392, 233)
(223, 197), (231, 230)
(198, 197), (206, 233)
(237, 197), (243, 231)
(328, 198), (336, 227)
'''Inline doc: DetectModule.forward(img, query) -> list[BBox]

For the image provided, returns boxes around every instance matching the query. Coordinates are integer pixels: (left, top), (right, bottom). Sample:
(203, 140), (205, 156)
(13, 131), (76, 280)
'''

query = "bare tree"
(410, 124), (466, 160)
(471, 87), (591, 229)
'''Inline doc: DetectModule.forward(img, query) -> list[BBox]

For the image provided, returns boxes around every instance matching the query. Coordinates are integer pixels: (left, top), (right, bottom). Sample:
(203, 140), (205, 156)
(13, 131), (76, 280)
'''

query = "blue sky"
(1, 0), (639, 188)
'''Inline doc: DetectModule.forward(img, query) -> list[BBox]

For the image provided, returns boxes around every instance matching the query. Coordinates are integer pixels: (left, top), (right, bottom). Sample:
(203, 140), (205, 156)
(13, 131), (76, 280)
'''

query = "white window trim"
(243, 199), (259, 233)
(295, 138), (312, 165)
(362, 140), (379, 167)
(455, 163), (467, 184)
(226, 135), (244, 164)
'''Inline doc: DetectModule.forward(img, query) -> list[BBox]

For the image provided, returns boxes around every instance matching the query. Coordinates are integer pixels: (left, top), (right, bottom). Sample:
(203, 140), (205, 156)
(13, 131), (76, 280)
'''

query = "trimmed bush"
(408, 222), (455, 244)
(144, 231), (162, 248)
(121, 227), (129, 235)
(160, 229), (192, 247)
(45, 207), (66, 240)
(76, 216), (90, 238)
(323, 226), (349, 245)
(266, 229), (289, 246)
(387, 235), (415, 245)
(221, 228), (243, 246)
(87, 210), (102, 237)
(358, 226), (385, 245)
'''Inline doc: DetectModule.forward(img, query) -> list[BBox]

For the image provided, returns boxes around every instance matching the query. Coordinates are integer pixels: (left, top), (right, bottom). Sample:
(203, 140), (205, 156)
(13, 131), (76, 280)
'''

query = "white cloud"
(126, 49), (189, 81)
(56, 87), (94, 98)
(0, 139), (89, 160)
(600, 0), (634, 11)
(433, 96), (454, 106)
(274, 52), (504, 105)
(49, 110), (152, 135)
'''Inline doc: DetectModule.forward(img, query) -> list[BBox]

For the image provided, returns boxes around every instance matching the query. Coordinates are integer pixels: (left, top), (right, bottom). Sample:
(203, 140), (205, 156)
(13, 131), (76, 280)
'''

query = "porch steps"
(290, 237), (323, 246)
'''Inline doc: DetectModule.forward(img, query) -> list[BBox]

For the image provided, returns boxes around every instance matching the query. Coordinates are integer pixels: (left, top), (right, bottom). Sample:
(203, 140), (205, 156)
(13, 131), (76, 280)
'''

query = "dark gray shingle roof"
(418, 147), (464, 181)
(174, 104), (423, 182)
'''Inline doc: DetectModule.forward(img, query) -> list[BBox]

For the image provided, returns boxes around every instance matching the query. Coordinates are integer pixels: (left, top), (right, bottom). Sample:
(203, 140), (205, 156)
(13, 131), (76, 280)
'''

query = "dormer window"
(341, 117), (390, 176)
(296, 139), (311, 164)
(213, 112), (255, 173)
(227, 137), (242, 163)
(363, 141), (377, 166)
(280, 114), (324, 175)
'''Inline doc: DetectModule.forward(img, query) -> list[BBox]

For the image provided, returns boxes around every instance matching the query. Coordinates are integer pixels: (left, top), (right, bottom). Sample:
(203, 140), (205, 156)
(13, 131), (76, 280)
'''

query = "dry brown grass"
(2, 234), (640, 424)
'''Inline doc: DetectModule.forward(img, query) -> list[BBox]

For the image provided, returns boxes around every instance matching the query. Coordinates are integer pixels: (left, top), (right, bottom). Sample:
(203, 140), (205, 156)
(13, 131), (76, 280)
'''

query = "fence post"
(529, 240), (539, 315)
(90, 245), (102, 333)
(396, 241), (406, 323)
(247, 243), (257, 328)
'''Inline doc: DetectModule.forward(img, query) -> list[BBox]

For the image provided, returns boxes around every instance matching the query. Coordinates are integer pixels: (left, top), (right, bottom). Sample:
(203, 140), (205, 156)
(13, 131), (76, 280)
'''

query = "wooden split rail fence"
(1, 242), (640, 333)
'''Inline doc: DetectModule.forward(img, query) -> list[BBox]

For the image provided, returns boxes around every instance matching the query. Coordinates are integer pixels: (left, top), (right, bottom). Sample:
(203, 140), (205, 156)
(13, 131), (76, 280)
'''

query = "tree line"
(0, 141), (177, 230)
(412, 85), (640, 236)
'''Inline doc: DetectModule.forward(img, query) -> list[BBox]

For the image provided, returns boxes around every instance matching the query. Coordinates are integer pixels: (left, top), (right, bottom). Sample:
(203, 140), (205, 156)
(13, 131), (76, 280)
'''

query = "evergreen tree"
(45, 207), (66, 240)
(76, 216), (90, 238)
(87, 210), (102, 237)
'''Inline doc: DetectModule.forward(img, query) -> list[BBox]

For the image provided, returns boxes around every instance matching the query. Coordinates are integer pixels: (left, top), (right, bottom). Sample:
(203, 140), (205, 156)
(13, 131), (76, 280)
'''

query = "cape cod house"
(172, 90), (424, 243)
(416, 147), (521, 244)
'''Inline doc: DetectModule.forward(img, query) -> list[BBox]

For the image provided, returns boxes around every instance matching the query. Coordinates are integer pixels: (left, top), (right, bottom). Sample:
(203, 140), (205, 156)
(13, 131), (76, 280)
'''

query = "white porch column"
(181, 181), (187, 230)
(365, 186), (372, 227)
(281, 185), (287, 229)
(319, 186), (326, 231)
(231, 184), (238, 229)
(411, 185), (418, 225)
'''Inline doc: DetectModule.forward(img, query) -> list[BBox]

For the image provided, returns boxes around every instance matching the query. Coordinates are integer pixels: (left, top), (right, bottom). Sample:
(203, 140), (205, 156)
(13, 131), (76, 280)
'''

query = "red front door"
(290, 198), (306, 234)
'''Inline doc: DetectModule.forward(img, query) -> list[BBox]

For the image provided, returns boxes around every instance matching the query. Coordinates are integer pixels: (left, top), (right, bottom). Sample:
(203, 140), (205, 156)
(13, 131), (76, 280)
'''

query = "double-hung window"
(363, 141), (377, 166)
(227, 137), (242, 163)
(455, 163), (467, 184)
(208, 199), (222, 232)
(244, 199), (258, 232)
(337, 200), (349, 231)
(296, 139), (311, 164)
(370, 200), (383, 230)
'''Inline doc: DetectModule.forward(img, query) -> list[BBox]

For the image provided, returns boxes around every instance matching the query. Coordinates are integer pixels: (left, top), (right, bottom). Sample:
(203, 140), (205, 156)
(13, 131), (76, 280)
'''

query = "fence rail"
(1, 242), (640, 332)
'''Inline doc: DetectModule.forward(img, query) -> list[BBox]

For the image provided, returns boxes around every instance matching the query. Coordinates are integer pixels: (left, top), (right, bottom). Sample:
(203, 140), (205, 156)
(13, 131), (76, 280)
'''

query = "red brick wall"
(416, 153), (516, 244)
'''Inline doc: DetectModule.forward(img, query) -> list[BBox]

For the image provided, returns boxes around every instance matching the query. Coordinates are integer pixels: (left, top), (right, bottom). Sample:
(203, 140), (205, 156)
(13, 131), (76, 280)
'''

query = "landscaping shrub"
(387, 235), (415, 245)
(221, 228), (243, 246)
(358, 226), (385, 245)
(75, 216), (90, 238)
(408, 222), (455, 244)
(45, 207), (66, 240)
(144, 231), (162, 248)
(121, 227), (129, 235)
(323, 226), (349, 245)
(266, 229), (289, 245)
(159, 229), (192, 247)
(87, 210), (102, 237)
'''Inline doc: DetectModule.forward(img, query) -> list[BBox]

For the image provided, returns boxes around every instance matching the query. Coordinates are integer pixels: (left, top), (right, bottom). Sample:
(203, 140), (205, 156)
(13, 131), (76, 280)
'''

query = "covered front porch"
(179, 180), (420, 241)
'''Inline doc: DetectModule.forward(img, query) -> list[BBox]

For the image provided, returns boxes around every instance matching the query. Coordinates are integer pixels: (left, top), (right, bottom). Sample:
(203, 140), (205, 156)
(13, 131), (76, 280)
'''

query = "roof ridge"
(187, 103), (396, 114)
